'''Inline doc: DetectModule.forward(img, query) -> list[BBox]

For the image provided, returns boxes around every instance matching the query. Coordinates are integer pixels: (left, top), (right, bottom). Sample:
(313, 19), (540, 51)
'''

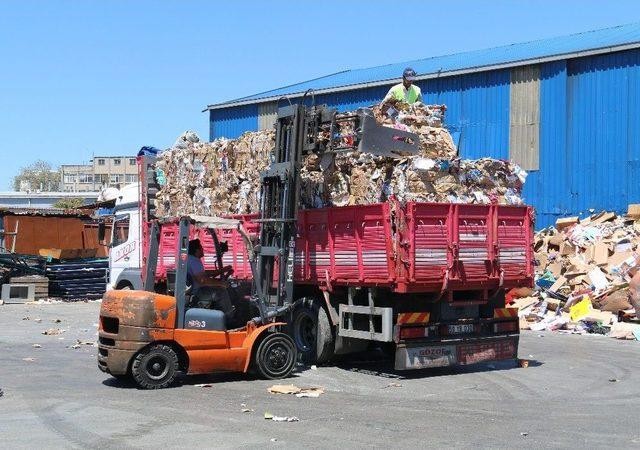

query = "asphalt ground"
(1, 301), (639, 449)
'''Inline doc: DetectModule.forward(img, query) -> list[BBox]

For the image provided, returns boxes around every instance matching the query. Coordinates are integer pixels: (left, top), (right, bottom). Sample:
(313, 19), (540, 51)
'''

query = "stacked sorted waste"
(46, 259), (108, 300)
(155, 130), (274, 218)
(154, 101), (527, 217)
(509, 208), (640, 341)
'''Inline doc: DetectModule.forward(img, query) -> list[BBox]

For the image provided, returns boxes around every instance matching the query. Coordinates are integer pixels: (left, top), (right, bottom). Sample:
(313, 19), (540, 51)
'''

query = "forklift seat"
(184, 308), (226, 331)
(166, 269), (227, 331)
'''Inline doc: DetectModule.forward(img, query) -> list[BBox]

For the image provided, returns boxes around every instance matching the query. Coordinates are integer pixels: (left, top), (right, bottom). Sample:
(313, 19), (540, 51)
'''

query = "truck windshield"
(111, 214), (130, 247)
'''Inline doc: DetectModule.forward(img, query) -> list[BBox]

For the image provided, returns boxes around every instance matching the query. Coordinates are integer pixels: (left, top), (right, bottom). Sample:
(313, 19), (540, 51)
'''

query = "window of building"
(113, 159), (121, 166)
(63, 174), (77, 183)
(97, 159), (105, 166)
(129, 158), (136, 166)
(125, 174), (138, 183)
(79, 174), (93, 183)
(110, 174), (122, 184)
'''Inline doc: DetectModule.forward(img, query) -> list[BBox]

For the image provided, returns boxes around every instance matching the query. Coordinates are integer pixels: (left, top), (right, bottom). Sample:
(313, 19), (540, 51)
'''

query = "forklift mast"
(252, 103), (419, 314)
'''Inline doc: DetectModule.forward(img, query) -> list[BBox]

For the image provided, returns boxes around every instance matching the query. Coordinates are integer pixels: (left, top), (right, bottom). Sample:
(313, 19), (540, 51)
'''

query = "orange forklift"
(98, 102), (418, 388)
(98, 215), (297, 388)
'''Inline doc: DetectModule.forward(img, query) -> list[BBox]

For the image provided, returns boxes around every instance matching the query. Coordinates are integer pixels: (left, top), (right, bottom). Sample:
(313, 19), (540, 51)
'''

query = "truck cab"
(107, 183), (143, 290)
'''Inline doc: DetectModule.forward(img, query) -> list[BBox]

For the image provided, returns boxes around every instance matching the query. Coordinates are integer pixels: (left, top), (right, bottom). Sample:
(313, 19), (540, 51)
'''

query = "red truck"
(140, 191), (531, 369)
(135, 105), (533, 371)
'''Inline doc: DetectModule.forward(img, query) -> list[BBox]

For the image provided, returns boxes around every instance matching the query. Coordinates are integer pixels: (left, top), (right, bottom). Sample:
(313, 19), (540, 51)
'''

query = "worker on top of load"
(187, 239), (236, 322)
(383, 67), (423, 105)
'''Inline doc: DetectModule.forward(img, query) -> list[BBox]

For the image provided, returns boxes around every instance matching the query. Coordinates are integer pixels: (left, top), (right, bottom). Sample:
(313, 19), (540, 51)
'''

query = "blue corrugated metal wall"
(421, 70), (510, 159)
(566, 50), (640, 220)
(316, 86), (388, 111)
(210, 48), (640, 229)
(209, 103), (258, 139)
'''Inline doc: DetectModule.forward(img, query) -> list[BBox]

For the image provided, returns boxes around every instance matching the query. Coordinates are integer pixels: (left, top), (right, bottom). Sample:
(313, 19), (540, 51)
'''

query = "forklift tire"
(290, 300), (334, 365)
(116, 281), (133, 290)
(131, 344), (179, 389)
(254, 332), (296, 380)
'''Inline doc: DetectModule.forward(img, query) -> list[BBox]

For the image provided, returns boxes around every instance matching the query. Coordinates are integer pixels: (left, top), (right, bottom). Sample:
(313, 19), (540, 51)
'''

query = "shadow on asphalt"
(101, 368), (304, 390)
(330, 350), (543, 380)
(100, 352), (543, 389)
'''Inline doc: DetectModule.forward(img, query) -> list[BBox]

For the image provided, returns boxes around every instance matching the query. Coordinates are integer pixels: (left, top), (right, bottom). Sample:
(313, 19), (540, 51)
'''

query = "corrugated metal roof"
(0, 207), (93, 217)
(207, 22), (640, 109)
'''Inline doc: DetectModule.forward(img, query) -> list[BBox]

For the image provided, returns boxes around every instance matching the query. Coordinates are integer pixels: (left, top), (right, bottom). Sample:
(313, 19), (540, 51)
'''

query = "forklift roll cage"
(144, 216), (251, 329)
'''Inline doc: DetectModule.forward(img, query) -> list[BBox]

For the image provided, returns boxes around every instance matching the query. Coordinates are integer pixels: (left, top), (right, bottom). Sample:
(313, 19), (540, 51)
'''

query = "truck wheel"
(291, 300), (334, 364)
(254, 332), (296, 379)
(131, 344), (179, 389)
(116, 281), (133, 290)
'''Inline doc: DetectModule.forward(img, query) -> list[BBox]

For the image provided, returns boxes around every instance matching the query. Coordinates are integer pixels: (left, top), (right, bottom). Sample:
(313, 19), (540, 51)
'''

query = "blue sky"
(1, 0), (639, 190)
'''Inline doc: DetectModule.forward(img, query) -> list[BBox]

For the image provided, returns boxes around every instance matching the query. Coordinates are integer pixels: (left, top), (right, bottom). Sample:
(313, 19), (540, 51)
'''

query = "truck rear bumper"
(394, 335), (519, 370)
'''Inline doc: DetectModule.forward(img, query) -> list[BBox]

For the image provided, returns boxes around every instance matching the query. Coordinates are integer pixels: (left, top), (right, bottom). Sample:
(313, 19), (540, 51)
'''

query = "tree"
(13, 160), (60, 192)
(52, 197), (85, 209)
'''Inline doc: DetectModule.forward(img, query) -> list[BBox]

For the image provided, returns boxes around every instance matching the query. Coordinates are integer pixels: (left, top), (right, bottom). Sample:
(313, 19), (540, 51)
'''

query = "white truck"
(106, 183), (143, 290)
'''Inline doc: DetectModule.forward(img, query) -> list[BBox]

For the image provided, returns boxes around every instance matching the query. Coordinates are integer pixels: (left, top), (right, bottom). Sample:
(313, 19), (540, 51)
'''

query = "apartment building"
(60, 156), (139, 192)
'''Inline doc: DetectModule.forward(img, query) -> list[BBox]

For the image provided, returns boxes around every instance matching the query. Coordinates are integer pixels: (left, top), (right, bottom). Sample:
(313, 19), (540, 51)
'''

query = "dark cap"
(403, 67), (417, 81)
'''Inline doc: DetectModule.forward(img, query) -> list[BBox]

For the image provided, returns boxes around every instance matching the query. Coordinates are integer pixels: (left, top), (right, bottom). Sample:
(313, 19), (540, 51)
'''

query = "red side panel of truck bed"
(295, 204), (394, 286)
(495, 205), (534, 286)
(154, 202), (533, 294)
(154, 214), (259, 281)
(396, 202), (533, 292)
(218, 214), (259, 280)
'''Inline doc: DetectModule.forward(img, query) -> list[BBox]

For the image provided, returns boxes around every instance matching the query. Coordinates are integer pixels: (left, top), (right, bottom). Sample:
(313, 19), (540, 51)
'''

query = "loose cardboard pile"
(512, 207), (640, 340)
(154, 101), (527, 217)
(299, 153), (526, 209)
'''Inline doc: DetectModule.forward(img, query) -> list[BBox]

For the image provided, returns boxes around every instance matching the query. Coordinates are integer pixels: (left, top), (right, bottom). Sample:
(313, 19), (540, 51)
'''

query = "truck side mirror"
(98, 221), (106, 243)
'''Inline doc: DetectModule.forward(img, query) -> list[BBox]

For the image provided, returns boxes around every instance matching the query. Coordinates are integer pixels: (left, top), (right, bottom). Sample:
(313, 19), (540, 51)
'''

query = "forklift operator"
(187, 239), (236, 321)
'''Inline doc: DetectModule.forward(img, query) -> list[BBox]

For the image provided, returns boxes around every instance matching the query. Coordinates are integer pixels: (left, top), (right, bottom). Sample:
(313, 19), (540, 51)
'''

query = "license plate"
(458, 340), (516, 365)
(448, 324), (475, 334)
(395, 345), (456, 370)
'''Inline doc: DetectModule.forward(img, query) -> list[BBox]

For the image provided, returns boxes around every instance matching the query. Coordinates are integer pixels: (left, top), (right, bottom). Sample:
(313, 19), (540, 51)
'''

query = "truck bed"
(154, 201), (534, 294)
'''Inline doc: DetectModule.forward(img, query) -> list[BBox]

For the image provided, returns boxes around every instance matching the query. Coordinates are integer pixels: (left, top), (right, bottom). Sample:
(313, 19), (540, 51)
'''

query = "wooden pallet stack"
(9, 275), (49, 300)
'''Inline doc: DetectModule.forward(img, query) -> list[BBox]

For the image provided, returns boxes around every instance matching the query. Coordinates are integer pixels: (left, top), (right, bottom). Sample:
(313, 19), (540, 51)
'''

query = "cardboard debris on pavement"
(154, 101), (527, 217)
(267, 384), (325, 398)
(41, 328), (66, 336)
(513, 209), (640, 340)
(264, 412), (300, 422)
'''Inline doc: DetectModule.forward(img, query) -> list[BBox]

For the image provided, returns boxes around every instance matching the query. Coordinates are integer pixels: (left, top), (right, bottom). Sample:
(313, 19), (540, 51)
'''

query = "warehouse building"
(206, 23), (640, 228)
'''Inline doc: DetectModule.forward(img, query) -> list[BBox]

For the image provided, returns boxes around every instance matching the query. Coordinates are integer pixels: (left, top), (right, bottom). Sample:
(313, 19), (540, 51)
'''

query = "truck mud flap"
(394, 336), (518, 370)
